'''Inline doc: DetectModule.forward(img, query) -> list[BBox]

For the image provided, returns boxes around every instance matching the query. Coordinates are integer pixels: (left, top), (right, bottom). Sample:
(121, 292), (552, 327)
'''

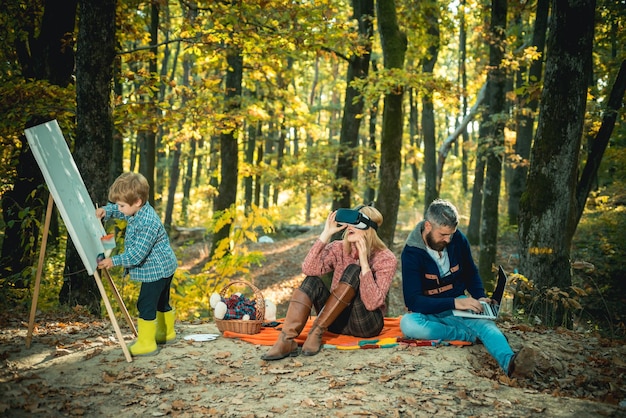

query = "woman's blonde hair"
(108, 172), (149, 205)
(342, 205), (388, 258)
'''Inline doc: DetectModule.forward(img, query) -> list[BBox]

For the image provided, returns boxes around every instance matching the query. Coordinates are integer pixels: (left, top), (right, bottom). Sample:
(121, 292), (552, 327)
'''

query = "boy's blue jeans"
(400, 311), (514, 372)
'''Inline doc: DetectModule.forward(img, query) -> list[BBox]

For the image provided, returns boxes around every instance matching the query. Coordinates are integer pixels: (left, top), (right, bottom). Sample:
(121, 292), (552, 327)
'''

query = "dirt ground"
(1, 228), (625, 417)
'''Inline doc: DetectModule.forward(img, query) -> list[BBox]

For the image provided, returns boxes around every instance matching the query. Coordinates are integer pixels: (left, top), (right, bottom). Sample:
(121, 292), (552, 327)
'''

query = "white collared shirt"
(426, 246), (451, 278)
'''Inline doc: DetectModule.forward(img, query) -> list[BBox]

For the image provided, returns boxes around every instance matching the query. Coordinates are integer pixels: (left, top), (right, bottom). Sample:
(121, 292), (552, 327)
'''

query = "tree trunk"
(467, 155), (485, 244)
(262, 128), (272, 209)
(244, 122), (258, 214)
(459, 0), (469, 193)
(165, 34), (194, 229)
(478, 0), (508, 283)
(59, 0), (116, 314)
(509, 0), (549, 225)
(274, 115), (286, 206)
(179, 2), (198, 223)
(181, 138), (196, 224)
(263, 119), (276, 209)
(138, 2), (159, 206)
(305, 56), (320, 222)
(155, 3), (174, 209)
(364, 59), (381, 204)
(421, 2), (440, 212)
(407, 87), (419, 197)
(209, 134), (220, 206)
(519, 0), (595, 327)
(211, 47), (243, 257)
(254, 142), (263, 209)
(163, 144), (181, 231)
(375, 0), (407, 247)
(112, 54), (124, 180)
(332, 0), (374, 210)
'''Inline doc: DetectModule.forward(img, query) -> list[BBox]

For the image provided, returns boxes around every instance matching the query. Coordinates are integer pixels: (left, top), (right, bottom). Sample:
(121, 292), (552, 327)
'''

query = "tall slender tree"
(332, 0), (375, 210)
(478, 0), (508, 283)
(375, 0), (407, 247)
(508, 0), (549, 225)
(421, 0), (441, 211)
(211, 46), (243, 257)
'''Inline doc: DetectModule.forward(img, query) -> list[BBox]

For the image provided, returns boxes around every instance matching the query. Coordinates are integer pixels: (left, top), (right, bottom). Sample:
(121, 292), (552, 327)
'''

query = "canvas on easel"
(24, 119), (136, 362)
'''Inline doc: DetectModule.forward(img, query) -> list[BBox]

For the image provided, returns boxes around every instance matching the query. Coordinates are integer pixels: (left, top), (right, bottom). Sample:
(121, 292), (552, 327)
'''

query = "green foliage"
(168, 204), (271, 321)
(0, 78), (75, 194)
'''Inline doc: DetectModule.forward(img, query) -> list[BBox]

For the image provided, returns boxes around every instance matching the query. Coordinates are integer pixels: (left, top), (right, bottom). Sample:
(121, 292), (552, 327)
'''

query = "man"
(400, 199), (533, 377)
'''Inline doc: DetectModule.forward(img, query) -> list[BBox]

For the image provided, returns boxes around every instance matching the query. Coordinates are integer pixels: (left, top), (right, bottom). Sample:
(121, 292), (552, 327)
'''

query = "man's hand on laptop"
(479, 297), (495, 305)
(454, 297), (484, 313)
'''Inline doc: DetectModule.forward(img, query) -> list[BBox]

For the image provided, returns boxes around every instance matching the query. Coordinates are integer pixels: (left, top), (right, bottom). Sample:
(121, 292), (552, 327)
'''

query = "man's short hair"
(425, 199), (459, 228)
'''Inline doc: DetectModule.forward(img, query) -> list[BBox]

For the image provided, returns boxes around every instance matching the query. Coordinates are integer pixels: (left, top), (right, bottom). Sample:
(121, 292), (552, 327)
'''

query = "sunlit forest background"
(1, 0), (625, 338)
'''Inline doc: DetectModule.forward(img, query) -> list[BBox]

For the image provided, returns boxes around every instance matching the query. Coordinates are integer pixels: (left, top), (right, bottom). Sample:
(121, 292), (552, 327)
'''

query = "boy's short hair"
(108, 172), (149, 205)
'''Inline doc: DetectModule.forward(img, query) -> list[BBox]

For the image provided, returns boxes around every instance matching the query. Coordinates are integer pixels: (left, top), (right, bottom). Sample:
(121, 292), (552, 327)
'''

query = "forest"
(1, 0), (625, 339)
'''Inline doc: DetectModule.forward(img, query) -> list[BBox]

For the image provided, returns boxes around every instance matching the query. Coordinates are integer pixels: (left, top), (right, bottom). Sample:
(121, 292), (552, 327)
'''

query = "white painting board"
(24, 120), (106, 275)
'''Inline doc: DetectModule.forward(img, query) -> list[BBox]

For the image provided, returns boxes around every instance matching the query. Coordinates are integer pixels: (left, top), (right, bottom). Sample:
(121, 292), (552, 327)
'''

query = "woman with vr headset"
(262, 205), (397, 361)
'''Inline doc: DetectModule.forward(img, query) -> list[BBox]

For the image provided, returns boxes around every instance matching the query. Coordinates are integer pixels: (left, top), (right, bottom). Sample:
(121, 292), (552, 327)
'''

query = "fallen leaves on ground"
(1, 231), (625, 416)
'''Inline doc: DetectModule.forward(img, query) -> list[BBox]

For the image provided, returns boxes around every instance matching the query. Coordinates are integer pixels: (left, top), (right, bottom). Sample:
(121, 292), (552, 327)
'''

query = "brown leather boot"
(302, 282), (356, 356)
(261, 289), (312, 361)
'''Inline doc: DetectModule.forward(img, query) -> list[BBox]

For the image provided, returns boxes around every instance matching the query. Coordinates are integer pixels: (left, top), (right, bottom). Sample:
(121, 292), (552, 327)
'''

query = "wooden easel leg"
(26, 194), (54, 349)
(93, 270), (133, 363)
(101, 268), (137, 336)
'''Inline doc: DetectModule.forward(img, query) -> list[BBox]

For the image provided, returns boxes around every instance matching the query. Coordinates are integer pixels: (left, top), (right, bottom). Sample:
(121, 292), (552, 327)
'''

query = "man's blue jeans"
(400, 311), (514, 372)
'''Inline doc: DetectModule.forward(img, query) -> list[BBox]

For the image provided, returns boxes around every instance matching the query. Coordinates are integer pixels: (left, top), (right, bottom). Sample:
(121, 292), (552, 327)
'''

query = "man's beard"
(426, 231), (447, 252)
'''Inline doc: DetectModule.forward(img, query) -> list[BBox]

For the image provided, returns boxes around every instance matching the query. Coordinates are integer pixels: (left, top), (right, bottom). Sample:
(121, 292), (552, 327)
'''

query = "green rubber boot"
(156, 310), (177, 344)
(129, 318), (158, 356)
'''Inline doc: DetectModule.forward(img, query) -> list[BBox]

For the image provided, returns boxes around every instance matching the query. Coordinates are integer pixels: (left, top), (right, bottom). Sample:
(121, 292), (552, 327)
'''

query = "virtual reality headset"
(335, 208), (378, 231)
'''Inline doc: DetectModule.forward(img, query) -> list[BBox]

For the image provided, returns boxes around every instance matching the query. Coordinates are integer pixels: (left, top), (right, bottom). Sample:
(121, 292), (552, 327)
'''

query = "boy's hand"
(98, 257), (113, 269)
(95, 208), (105, 219)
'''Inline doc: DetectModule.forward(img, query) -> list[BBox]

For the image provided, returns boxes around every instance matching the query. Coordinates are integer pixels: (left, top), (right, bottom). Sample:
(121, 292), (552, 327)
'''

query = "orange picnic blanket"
(223, 316), (401, 347)
(222, 316), (471, 349)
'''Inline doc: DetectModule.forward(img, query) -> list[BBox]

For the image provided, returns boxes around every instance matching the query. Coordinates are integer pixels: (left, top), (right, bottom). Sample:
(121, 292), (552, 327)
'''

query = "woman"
(262, 205), (397, 360)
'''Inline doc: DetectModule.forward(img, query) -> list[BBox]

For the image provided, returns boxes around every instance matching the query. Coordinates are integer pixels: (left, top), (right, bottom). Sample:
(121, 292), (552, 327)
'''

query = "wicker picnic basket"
(214, 280), (265, 335)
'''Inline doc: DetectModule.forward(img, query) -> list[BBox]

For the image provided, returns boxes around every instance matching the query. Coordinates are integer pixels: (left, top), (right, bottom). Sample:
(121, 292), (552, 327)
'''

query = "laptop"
(452, 265), (507, 320)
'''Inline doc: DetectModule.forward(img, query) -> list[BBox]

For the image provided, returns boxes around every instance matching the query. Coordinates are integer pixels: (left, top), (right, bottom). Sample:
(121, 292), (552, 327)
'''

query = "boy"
(96, 172), (178, 356)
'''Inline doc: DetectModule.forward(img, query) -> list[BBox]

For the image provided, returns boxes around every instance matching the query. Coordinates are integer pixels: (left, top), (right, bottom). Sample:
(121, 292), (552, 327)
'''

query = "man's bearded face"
(425, 224), (456, 251)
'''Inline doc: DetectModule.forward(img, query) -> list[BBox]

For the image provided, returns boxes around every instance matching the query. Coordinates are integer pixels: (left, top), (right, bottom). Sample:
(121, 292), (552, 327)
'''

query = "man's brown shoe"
(508, 346), (537, 378)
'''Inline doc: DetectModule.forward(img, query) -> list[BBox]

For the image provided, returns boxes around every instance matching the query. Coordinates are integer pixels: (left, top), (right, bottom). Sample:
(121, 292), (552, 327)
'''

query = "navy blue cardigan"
(401, 221), (485, 314)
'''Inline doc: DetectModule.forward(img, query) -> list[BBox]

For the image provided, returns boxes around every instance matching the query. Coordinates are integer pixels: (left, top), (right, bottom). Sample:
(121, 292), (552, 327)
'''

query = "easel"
(26, 194), (137, 363)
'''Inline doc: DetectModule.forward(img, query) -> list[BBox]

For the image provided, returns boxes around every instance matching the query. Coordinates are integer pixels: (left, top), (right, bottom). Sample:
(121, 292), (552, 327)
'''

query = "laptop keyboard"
(479, 301), (498, 317)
